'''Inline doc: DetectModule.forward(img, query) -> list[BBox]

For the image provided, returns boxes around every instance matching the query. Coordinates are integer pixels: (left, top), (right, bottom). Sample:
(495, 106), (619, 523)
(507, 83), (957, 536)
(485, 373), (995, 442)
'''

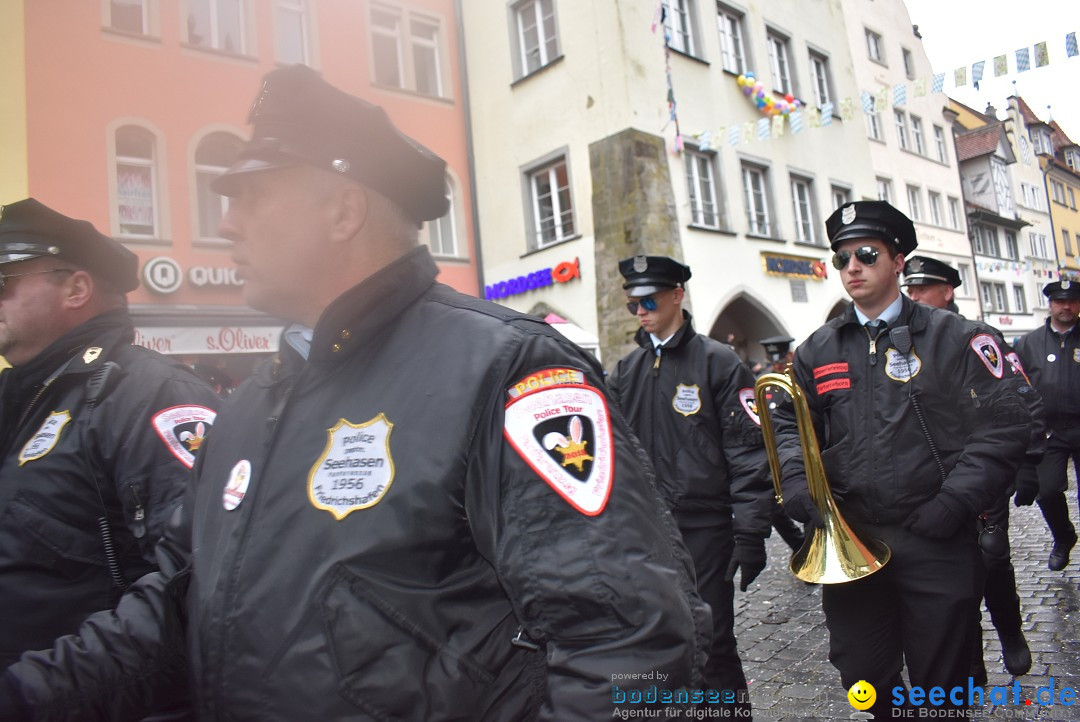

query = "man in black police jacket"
(1015, 280), (1080, 571)
(0, 199), (218, 673)
(772, 201), (1032, 718)
(1, 66), (708, 720)
(608, 255), (772, 714)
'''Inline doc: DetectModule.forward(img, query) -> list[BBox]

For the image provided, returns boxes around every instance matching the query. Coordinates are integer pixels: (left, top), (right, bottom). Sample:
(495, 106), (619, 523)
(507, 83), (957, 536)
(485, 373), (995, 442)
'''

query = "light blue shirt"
(854, 293), (903, 328)
(283, 324), (315, 360)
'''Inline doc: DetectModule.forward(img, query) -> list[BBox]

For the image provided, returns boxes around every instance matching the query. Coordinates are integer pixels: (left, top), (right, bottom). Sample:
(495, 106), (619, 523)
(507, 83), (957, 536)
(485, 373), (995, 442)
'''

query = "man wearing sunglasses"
(770, 201), (1033, 718)
(0, 200), (218, 688)
(608, 255), (772, 713)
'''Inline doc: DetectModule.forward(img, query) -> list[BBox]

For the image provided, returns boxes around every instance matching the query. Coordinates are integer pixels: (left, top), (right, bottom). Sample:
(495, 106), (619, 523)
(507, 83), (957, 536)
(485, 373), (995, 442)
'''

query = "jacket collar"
(6, 308), (134, 388)
(634, 310), (696, 351)
(837, 295), (930, 335)
(1045, 315), (1078, 338)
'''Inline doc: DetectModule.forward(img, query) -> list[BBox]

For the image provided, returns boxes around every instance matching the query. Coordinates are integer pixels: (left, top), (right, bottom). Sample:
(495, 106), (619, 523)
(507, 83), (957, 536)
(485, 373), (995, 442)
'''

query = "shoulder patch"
(738, 387), (761, 426)
(1004, 351), (1032, 385)
(970, 333), (1004, 379)
(672, 384), (702, 416)
(504, 373), (613, 516)
(19, 410), (72, 465)
(152, 405), (217, 469)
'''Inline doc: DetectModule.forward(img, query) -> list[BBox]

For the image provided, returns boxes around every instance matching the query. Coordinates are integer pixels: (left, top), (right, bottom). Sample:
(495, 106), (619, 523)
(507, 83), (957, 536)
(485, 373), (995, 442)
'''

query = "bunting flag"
(789, 109), (805, 134)
(742, 121), (754, 145)
(806, 106), (822, 128)
(757, 117), (770, 140)
(820, 102), (834, 125)
(861, 91), (874, 113)
(1035, 42), (1049, 67)
(1016, 47), (1030, 72)
(954, 66), (967, 86)
(727, 124), (741, 147)
(893, 83), (907, 106)
(771, 115), (785, 138)
(931, 73), (945, 92)
(697, 130), (712, 152)
(875, 87), (889, 112)
(972, 60), (985, 89)
(913, 77), (928, 97)
(1068, 32), (1078, 57)
(839, 98), (854, 122)
(994, 55), (1008, 76)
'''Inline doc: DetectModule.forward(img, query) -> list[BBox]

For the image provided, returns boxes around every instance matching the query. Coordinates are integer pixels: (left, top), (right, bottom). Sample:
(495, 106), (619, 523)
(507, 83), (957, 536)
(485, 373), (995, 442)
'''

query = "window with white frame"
(186, 0), (247, 54)
(513, 0), (559, 78)
(948, 196), (961, 229)
(933, 125), (947, 163)
(1070, 188), (1077, 210)
(895, 110), (909, 150)
(108, 0), (153, 34)
(1020, 182), (1045, 211)
(1031, 127), (1053, 155)
(663, 0), (697, 56)
(716, 5), (746, 74)
(790, 175), (817, 245)
(1029, 232), (1050, 259)
(766, 30), (792, 94)
(906, 185), (921, 221)
(980, 281), (1005, 312)
(371, 6), (445, 97)
(1051, 179), (1067, 205)
(901, 47), (914, 79)
(973, 225), (1000, 257)
(832, 185), (851, 210)
(527, 156), (574, 249)
(958, 263), (971, 292)
(865, 29), (883, 63)
(928, 191), (942, 226)
(910, 115), (925, 155)
(867, 108), (882, 141)
(194, 132), (242, 240)
(1005, 230), (1019, 260)
(876, 177), (892, 203)
(1013, 285), (1027, 314)
(685, 147), (722, 229)
(742, 163), (771, 236)
(1064, 229), (1074, 256)
(274, 0), (309, 65)
(1067, 149), (1080, 171)
(994, 283), (1008, 312)
(115, 125), (159, 238)
(809, 51), (832, 108)
(424, 178), (460, 257)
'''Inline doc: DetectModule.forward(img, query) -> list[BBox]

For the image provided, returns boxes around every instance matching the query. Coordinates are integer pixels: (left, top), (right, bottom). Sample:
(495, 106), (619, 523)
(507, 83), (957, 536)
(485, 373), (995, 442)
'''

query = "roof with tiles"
(955, 123), (1006, 161)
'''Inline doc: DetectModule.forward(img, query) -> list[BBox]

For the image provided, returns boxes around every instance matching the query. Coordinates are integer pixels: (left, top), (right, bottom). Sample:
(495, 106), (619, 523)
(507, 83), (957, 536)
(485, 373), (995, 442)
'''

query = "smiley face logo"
(848, 680), (876, 710)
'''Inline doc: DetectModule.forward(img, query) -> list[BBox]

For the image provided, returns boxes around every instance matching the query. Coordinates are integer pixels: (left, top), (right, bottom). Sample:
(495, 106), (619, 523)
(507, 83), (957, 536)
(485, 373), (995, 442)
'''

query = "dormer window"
(1031, 127), (1054, 155)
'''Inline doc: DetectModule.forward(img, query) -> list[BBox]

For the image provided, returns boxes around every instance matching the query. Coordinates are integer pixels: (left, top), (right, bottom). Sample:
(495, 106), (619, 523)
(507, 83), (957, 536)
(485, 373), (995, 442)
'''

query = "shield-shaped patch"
(970, 333), (1004, 379)
(19, 410), (72, 465)
(152, 405), (217, 468)
(672, 384), (702, 416)
(308, 414), (396, 520)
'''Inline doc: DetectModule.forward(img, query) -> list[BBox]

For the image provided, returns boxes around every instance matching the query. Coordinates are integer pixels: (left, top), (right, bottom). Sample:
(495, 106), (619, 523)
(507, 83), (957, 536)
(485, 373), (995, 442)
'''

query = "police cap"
(1043, 280), (1080, 301)
(618, 255), (692, 298)
(759, 335), (794, 362)
(0, 198), (138, 293)
(901, 255), (961, 288)
(825, 200), (917, 255)
(211, 64), (448, 223)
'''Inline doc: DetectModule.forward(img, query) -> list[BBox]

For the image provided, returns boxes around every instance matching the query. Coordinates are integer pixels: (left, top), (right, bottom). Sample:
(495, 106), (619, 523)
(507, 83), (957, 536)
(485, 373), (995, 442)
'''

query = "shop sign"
(485, 258), (582, 301)
(189, 266), (244, 287)
(762, 253), (828, 281)
(143, 257), (183, 294)
(134, 326), (282, 355)
(998, 316), (1014, 326)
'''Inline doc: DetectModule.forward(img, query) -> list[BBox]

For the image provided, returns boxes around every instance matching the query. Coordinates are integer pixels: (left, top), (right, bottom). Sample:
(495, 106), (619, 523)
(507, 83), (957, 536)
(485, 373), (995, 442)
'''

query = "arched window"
(194, 132), (243, 239)
(115, 125), (159, 238)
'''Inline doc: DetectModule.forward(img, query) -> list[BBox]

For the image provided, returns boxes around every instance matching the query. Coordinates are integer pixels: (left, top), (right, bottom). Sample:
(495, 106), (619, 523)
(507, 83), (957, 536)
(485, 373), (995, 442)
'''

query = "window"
(114, 125), (159, 238)
(371, 6), (445, 97)
(865, 29), (884, 63)
(906, 185), (921, 221)
(1067, 149), (1080, 171)
(527, 156), (574, 249)
(1029, 232), (1050, 259)
(994, 284), (1008, 313)
(933, 125), (948, 163)
(1013, 285), (1027, 314)
(809, 51), (832, 107)
(716, 5), (746, 74)
(1020, 182), (1045, 211)
(514, 0), (559, 77)
(1004, 230), (1019, 260)
(663, 0), (697, 56)
(108, 0), (151, 34)
(685, 147), (722, 229)
(980, 282), (1007, 312)
(973, 226), (1000, 257)
(876, 177), (892, 203)
(742, 163), (771, 236)
(866, 107), (882, 141)
(194, 132), (242, 240)
(1070, 188), (1077, 210)
(767, 31), (793, 94)
(910, 115), (925, 155)
(1031, 128), (1053, 155)
(186, 0), (247, 54)
(1064, 229), (1074, 256)
(958, 263), (971, 292)
(928, 191), (943, 226)
(790, 176), (818, 244)
(948, 197), (961, 229)
(1051, 179), (1067, 205)
(832, 185), (851, 210)
(425, 179), (460, 257)
(274, 0), (309, 65)
(895, 110), (909, 150)
(902, 47), (914, 79)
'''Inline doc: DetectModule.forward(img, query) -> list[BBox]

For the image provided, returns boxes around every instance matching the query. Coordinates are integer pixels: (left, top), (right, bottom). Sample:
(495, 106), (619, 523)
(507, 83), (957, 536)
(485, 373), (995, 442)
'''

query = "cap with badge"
(618, 255), (692, 298)
(1043, 280), (1080, 301)
(825, 200), (918, 256)
(901, 255), (961, 288)
(760, 335), (795, 362)
(0, 198), (139, 293)
(211, 64), (448, 224)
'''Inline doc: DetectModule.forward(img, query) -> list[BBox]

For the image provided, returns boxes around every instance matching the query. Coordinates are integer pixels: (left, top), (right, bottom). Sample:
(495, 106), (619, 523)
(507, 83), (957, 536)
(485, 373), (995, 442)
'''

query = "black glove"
(781, 490), (824, 529)
(1014, 464), (1040, 507)
(903, 494), (966, 540)
(726, 537), (767, 592)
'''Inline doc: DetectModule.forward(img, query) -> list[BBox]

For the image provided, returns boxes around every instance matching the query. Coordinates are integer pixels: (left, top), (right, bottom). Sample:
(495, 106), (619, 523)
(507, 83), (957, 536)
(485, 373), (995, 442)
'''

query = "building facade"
(1041, 118), (1080, 281)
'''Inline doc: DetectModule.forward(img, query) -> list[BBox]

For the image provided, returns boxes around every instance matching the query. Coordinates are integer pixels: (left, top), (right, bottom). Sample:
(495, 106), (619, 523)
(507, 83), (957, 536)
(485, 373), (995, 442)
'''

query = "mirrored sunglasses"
(832, 246), (880, 270)
(626, 296), (660, 315)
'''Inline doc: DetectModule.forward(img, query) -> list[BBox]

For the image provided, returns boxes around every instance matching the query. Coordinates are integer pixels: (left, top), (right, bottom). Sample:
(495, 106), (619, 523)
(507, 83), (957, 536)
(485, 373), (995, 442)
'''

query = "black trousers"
(822, 522), (983, 718)
(1037, 424), (1080, 497)
(972, 496), (1023, 681)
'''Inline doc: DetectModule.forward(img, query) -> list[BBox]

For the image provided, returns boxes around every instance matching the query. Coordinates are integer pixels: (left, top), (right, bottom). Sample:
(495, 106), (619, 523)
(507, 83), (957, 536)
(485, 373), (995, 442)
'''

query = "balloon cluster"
(736, 72), (802, 116)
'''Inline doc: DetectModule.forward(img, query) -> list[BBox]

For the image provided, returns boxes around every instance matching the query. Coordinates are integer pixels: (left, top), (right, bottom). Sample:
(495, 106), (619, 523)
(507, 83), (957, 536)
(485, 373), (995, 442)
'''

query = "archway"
(706, 293), (791, 367)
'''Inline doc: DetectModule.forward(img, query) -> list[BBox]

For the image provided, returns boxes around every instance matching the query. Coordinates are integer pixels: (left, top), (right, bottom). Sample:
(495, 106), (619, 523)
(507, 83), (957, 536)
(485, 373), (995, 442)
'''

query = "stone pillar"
(589, 128), (685, 368)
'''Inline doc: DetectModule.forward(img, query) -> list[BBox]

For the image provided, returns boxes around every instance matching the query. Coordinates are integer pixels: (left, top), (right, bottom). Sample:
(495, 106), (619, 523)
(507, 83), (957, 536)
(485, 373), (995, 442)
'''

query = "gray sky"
(901, 0), (1080, 140)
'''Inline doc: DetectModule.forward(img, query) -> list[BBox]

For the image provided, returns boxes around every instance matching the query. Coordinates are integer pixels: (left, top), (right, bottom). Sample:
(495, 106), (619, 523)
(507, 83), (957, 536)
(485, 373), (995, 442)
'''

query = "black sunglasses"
(832, 246), (880, 270)
(626, 296), (660, 315)
(0, 268), (73, 295)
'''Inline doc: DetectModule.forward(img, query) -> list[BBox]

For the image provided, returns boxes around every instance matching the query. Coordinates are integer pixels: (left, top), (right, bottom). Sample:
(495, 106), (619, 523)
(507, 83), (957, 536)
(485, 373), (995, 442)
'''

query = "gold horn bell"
(754, 368), (890, 584)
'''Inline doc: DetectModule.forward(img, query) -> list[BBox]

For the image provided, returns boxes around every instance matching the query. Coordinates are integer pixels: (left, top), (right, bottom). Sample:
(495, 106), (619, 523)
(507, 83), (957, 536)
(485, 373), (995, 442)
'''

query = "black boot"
(999, 629), (1032, 676)
(1039, 493), (1077, 571)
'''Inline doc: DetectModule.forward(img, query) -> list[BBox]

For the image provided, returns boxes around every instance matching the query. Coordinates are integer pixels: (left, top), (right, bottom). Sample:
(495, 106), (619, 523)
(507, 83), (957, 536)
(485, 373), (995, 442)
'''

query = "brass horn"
(754, 368), (890, 584)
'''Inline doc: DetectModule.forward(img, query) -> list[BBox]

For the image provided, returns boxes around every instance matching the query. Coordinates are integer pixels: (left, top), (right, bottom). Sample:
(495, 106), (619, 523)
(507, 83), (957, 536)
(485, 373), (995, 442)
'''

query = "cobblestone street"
(736, 494), (1080, 721)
